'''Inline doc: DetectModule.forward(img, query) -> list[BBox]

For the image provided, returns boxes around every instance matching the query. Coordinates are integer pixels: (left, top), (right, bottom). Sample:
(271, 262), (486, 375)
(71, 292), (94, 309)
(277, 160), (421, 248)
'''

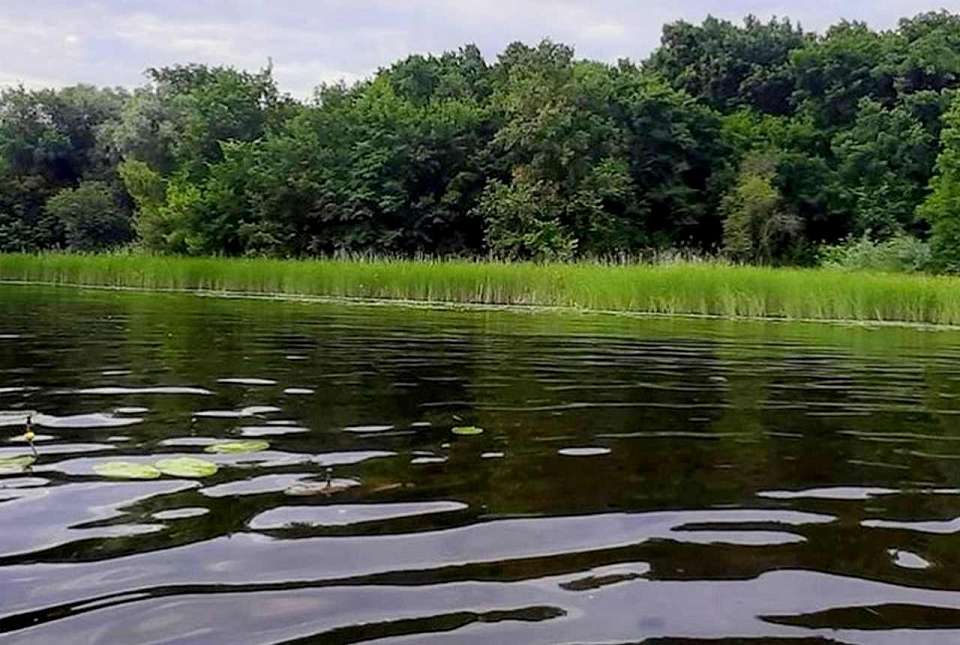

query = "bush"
(475, 179), (578, 261)
(819, 234), (932, 272)
(45, 182), (132, 251)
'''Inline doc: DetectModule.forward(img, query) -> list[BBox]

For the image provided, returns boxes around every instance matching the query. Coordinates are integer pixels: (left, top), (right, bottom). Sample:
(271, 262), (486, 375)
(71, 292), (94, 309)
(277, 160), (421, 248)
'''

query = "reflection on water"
(3, 286), (960, 642)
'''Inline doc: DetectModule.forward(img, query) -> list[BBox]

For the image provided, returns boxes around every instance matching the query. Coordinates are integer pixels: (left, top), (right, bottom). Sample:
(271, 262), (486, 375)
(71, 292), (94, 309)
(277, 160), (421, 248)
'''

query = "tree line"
(4, 11), (960, 270)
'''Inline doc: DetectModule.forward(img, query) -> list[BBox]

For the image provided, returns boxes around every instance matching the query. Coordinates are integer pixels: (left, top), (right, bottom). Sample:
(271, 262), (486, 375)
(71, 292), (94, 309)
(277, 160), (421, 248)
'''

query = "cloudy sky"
(0, 1), (949, 97)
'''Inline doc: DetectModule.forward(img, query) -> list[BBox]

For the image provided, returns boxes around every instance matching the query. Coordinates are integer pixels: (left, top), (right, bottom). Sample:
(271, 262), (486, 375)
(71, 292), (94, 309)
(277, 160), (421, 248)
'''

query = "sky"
(0, 1), (952, 98)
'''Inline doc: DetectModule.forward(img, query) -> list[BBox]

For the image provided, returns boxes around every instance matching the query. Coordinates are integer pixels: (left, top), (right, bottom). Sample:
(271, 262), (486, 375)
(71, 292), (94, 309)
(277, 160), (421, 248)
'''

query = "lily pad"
(204, 440), (270, 454)
(94, 462), (161, 480)
(155, 457), (219, 478)
(452, 426), (483, 436)
(0, 454), (36, 472)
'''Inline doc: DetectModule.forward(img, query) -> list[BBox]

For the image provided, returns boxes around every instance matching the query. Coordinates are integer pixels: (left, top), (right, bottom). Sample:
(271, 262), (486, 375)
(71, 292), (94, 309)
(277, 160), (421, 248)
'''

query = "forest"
(4, 11), (960, 271)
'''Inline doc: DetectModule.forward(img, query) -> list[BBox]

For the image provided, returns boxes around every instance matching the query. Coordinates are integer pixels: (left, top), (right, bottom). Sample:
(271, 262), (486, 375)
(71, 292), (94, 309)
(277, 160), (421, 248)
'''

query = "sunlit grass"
(3, 252), (960, 325)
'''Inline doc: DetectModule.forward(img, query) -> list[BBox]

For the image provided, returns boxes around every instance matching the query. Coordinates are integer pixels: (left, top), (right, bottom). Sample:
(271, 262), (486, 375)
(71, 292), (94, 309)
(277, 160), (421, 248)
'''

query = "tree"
(44, 181), (131, 251)
(790, 21), (898, 128)
(919, 96), (960, 271)
(895, 11), (960, 94)
(722, 153), (802, 264)
(0, 85), (128, 250)
(4, 13), (960, 266)
(475, 178), (577, 260)
(832, 99), (936, 238)
(648, 15), (808, 114)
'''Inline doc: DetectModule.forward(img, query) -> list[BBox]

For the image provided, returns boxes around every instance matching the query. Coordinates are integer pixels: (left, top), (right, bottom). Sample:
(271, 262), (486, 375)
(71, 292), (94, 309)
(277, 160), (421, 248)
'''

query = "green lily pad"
(452, 426), (483, 436)
(204, 440), (270, 454)
(94, 462), (161, 480)
(155, 457), (219, 478)
(0, 454), (36, 472)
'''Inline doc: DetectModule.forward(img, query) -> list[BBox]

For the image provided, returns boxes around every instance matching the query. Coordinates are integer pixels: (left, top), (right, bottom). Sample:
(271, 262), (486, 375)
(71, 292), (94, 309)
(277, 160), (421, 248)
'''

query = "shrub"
(819, 234), (932, 272)
(44, 181), (132, 251)
(475, 179), (578, 261)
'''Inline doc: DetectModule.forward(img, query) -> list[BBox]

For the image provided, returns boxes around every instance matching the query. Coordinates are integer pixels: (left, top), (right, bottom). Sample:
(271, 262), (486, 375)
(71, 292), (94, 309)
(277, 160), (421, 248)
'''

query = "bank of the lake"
(2, 253), (960, 326)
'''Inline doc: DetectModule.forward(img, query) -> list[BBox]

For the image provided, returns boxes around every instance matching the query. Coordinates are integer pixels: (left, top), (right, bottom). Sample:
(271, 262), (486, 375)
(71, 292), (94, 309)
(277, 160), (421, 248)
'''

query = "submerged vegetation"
(3, 11), (960, 269)
(4, 253), (960, 326)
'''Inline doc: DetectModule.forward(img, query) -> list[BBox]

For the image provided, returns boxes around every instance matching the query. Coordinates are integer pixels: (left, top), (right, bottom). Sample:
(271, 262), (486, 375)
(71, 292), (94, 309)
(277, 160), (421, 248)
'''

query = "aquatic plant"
(155, 457), (219, 478)
(204, 440), (270, 454)
(0, 455), (36, 472)
(94, 462), (161, 480)
(6, 253), (960, 325)
(452, 426), (484, 436)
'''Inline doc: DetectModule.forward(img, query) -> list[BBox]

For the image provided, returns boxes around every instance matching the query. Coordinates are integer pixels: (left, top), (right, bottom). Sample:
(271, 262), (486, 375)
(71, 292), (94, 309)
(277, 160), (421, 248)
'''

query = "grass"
(3, 252), (960, 326)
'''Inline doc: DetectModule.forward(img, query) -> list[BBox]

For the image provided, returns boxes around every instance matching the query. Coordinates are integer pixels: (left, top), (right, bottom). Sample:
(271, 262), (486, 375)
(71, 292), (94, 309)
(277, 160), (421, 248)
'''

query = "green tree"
(44, 181), (131, 250)
(648, 15), (808, 114)
(722, 153), (802, 263)
(896, 11), (960, 94)
(790, 21), (898, 128)
(919, 96), (960, 271)
(475, 178), (577, 260)
(0, 85), (128, 250)
(832, 99), (936, 238)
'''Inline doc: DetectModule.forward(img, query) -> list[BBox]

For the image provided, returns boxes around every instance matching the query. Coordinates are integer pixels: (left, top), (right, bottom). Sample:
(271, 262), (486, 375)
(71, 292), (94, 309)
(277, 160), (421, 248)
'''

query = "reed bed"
(3, 253), (960, 326)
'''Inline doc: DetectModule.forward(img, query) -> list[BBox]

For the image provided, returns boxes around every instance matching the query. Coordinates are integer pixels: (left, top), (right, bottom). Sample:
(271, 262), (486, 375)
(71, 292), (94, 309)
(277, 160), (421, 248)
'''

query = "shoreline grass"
(3, 253), (960, 326)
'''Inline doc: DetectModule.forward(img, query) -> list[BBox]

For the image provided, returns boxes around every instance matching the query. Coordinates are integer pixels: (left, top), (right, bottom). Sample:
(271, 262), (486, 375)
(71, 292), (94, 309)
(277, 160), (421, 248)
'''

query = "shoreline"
(3, 254), (960, 330)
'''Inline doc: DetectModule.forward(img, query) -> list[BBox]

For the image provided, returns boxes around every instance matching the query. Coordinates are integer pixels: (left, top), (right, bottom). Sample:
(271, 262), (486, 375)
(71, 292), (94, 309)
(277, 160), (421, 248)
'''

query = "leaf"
(0, 454), (36, 472)
(94, 462), (161, 480)
(451, 426), (483, 436)
(155, 457), (219, 478)
(204, 440), (270, 454)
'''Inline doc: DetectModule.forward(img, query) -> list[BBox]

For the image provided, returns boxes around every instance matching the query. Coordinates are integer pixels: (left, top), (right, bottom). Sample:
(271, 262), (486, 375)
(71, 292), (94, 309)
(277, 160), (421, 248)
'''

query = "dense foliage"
(3, 11), (960, 269)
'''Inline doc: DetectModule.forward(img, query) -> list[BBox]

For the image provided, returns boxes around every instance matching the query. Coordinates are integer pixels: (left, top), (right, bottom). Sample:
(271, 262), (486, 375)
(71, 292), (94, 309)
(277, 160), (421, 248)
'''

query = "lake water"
(3, 285), (960, 643)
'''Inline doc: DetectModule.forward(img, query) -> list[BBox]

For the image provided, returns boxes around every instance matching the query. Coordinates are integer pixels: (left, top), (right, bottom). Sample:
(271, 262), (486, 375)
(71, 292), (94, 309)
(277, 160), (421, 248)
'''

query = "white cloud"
(0, 0), (944, 96)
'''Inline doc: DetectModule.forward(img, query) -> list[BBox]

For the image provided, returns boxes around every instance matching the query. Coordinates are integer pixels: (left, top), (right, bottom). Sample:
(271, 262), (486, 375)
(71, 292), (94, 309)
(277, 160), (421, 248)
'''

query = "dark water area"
(3, 286), (960, 643)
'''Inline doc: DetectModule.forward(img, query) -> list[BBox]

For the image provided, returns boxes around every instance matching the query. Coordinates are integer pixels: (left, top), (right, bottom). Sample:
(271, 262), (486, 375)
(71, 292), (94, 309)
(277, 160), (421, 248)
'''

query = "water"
(3, 285), (960, 643)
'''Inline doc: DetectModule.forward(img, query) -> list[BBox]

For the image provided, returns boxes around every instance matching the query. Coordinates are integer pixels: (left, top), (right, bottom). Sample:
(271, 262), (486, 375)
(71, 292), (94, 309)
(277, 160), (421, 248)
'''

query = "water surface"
(3, 285), (960, 643)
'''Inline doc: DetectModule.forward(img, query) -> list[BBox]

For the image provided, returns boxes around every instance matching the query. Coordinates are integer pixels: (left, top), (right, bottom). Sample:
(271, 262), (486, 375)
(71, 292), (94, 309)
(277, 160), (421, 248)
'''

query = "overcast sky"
(0, 1), (951, 97)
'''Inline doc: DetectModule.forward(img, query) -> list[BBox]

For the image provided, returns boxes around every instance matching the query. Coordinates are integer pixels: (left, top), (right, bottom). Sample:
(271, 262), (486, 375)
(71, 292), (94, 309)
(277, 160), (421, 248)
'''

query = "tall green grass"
(3, 253), (960, 325)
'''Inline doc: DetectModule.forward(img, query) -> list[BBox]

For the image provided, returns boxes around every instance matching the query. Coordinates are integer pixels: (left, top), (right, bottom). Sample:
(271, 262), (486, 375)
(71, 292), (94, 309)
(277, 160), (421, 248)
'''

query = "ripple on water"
(151, 507), (209, 521)
(238, 425), (309, 437)
(193, 406), (282, 419)
(283, 388), (315, 395)
(0, 477), (49, 489)
(249, 501), (469, 529)
(7, 432), (54, 443)
(0, 479), (198, 557)
(7, 412), (144, 429)
(862, 517), (960, 534)
(558, 447), (611, 457)
(217, 378), (278, 386)
(557, 562), (651, 591)
(114, 407), (149, 415)
(757, 487), (899, 500)
(284, 478), (361, 497)
(76, 387), (213, 395)
(200, 474), (313, 498)
(411, 456), (447, 465)
(0, 411), (144, 428)
(889, 549), (933, 569)
(312, 451), (396, 467)
(342, 425), (394, 433)
(0, 443), (114, 458)
(160, 437), (219, 447)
